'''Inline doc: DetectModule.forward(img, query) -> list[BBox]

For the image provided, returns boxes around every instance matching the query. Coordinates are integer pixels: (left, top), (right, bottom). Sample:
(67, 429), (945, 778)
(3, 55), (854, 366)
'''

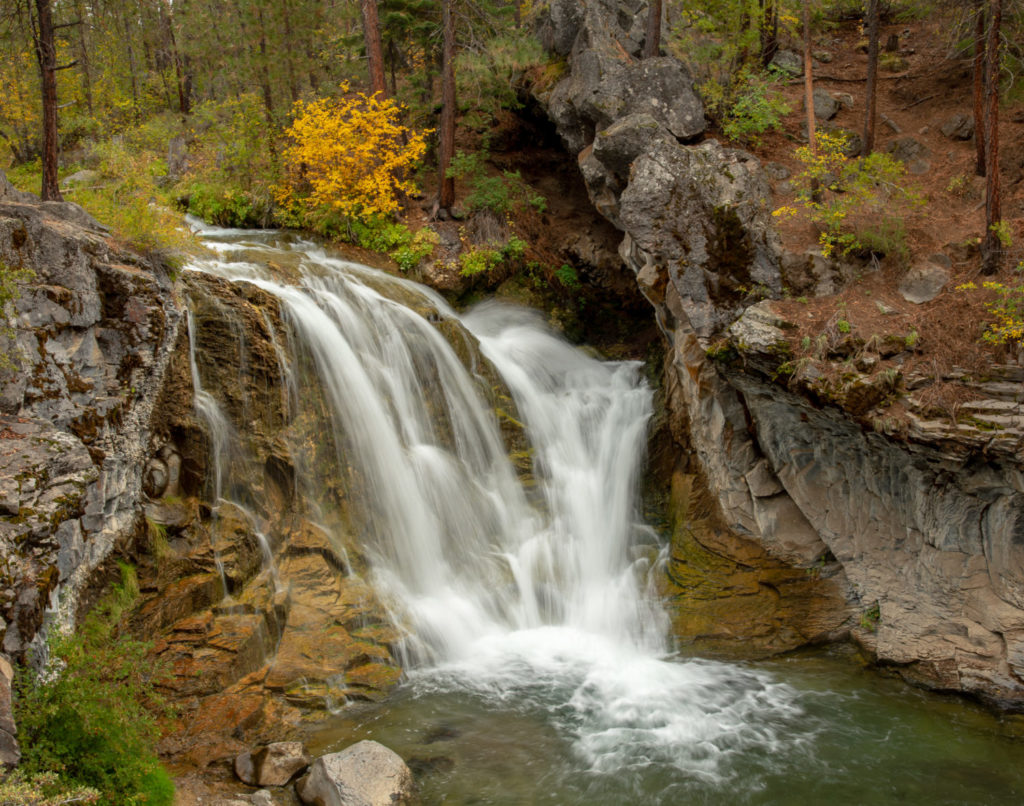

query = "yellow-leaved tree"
(277, 86), (428, 232)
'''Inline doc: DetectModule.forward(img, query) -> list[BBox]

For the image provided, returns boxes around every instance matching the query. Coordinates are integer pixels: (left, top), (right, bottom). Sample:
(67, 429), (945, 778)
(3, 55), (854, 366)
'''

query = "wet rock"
(297, 741), (414, 806)
(898, 254), (951, 304)
(235, 741), (311, 787)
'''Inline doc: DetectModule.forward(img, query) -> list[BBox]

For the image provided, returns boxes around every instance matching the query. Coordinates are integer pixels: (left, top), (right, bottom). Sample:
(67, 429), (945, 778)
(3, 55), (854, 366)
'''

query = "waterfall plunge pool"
(184, 222), (1024, 806)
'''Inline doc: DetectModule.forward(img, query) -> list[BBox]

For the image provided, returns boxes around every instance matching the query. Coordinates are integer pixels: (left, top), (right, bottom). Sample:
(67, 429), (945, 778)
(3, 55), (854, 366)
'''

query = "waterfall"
(184, 223), (803, 786)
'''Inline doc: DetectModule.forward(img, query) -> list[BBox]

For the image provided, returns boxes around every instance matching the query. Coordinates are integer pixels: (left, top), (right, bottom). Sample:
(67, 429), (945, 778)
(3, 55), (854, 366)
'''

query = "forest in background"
(1, 0), (1022, 280)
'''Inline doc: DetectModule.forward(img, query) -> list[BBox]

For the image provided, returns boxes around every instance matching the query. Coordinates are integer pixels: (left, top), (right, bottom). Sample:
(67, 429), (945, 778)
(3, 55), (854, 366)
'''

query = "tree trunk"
(360, 0), (387, 97)
(643, 0), (662, 59)
(34, 0), (62, 201)
(802, 0), (819, 201)
(973, 0), (986, 177)
(759, 0), (779, 68)
(433, 0), (456, 218)
(73, 0), (93, 115)
(981, 0), (1002, 274)
(862, 0), (879, 155)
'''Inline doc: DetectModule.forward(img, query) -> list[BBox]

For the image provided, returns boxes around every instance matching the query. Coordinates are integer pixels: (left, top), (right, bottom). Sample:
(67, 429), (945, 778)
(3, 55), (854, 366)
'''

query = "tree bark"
(433, 0), (456, 218)
(33, 0), (62, 201)
(642, 0), (662, 59)
(759, 0), (779, 68)
(802, 0), (819, 201)
(973, 0), (986, 177)
(862, 0), (879, 155)
(981, 0), (1002, 274)
(360, 0), (387, 97)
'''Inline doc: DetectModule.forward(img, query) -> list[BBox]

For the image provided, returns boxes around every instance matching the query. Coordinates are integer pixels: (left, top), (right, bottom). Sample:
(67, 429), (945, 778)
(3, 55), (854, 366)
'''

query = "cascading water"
(184, 221), (1024, 806)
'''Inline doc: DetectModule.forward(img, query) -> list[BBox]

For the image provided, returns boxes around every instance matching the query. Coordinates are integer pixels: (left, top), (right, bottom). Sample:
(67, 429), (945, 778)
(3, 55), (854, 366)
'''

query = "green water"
(308, 647), (1024, 806)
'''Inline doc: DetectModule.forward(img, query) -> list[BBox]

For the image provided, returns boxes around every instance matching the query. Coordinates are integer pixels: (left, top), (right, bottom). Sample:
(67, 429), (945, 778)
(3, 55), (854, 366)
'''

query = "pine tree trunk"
(433, 0), (456, 218)
(360, 0), (387, 97)
(34, 0), (62, 201)
(862, 0), (879, 155)
(981, 0), (1002, 275)
(759, 0), (778, 68)
(973, 0), (986, 177)
(73, 0), (93, 115)
(643, 0), (662, 59)
(802, 0), (819, 201)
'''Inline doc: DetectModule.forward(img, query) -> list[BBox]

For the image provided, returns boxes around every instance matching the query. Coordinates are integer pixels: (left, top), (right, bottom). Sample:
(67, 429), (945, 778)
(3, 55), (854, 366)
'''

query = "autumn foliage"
(277, 87), (428, 227)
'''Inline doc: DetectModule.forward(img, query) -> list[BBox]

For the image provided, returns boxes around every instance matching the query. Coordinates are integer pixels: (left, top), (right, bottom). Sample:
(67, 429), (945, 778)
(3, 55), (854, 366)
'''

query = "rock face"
(532, 1), (1024, 706)
(533, 0), (850, 655)
(297, 741), (414, 806)
(0, 171), (180, 660)
(534, 0), (783, 340)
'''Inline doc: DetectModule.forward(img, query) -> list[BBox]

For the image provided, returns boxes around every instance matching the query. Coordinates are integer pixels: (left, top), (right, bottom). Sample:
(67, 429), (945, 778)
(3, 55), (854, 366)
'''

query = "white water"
(184, 223), (805, 784)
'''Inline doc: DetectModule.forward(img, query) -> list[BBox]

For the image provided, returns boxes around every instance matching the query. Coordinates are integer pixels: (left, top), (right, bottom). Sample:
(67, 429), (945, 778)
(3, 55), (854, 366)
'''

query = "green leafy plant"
(704, 68), (791, 146)
(859, 602), (881, 631)
(16, 563), (174, 806)
(350, 218), (438, 271)
(449, 149), (546, 215)
(774, 131), (924, 258)
(958, 264), (1024, 346)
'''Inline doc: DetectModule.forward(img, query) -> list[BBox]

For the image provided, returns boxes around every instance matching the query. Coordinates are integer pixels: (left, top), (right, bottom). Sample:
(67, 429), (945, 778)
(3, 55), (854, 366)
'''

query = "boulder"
(940, 113), (974, 141)
(898, 254), (951, 304)
(810, 88), (840, 121)
(235, 741), (311, 787)
(770, 49), (802, 75)
(297, 741), (414, 806)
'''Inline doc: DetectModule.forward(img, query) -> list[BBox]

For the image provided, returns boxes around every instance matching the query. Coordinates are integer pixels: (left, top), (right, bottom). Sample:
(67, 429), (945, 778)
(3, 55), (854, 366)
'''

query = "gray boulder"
(898, 254), (951, 304)
(235, 741), (311, 787)
(770, 49), (803, 75)
(810, 88), (840, 121)
(618, 139), (782, 337)
(940, 113), (974, 141)
(297, 741), (414, 806)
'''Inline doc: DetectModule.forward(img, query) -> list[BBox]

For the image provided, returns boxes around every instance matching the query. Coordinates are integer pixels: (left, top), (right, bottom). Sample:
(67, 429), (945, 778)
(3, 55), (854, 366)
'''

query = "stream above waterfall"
(183, 221), (1024, 805)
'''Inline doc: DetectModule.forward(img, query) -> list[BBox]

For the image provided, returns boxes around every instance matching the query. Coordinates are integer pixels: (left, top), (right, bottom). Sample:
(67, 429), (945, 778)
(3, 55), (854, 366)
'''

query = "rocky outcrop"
(718, 308), (1024, 706)
(0, 171), (181, 660)
(532, 0), (1024, 707)
(533, 0), (853, 656)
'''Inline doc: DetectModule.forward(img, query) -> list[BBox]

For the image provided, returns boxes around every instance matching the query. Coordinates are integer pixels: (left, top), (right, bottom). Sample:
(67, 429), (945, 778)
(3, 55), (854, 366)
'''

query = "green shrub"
(774, 131), (923, 258)
(703, 68), (791, 146)
(184, 181), (275, 228)
(449, 150), (546, 215)
(350, 217), (439, 271)
(15, 563), (173, 806)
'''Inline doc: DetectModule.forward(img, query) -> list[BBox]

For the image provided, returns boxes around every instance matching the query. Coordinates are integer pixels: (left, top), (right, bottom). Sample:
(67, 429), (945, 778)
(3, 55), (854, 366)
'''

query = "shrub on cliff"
(14, 564), (174, 806)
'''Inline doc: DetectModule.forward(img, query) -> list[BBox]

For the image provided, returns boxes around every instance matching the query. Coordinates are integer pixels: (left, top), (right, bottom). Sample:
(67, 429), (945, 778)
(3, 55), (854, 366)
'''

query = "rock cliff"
(532, 0), (1024, 707)
(0, 171), (181, 659)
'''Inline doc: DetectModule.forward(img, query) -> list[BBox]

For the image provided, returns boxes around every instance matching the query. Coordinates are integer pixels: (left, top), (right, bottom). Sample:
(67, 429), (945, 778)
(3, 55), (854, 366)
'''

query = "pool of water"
(308, 645), (1024, 806)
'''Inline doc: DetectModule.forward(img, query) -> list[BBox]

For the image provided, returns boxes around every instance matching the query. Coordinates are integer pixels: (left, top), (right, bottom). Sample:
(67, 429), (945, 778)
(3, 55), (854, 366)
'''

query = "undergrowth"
(14, 562), (174, 806)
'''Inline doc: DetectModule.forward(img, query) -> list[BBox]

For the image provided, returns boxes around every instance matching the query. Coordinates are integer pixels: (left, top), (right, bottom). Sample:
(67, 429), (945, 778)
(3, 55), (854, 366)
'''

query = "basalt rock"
(532, 3), (1024, 706)
(0, 173), (181, 660)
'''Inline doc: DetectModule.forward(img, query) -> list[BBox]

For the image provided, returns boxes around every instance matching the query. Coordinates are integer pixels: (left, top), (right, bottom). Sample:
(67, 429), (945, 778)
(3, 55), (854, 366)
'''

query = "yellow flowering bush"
(774, 131), (923, 258)
(277, 86), (429, 227)
(958, 267), (1024, 346)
